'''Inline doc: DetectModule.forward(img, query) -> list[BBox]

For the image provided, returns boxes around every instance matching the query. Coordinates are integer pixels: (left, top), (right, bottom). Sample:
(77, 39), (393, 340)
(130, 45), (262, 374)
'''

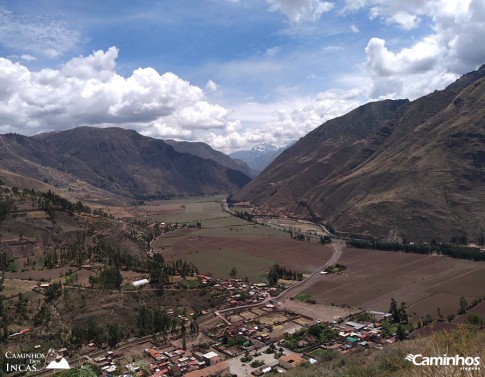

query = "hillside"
(0, 127), (251, 200)
(165, 139), (253, 177)
(234, 65), (485, 242)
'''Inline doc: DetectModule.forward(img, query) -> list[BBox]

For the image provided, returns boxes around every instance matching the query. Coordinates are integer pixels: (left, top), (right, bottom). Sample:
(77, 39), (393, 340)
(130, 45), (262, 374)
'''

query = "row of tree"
(137, 306), (198, 338)
(48, 239), (146, 270)
(88, 266), (123, 289)
(346, 239), (485, 261)
(71, 319), (124, 347)
(234, 211), (253, 222)
(267, 263), (304, 286)
(0, 199), (12, 221)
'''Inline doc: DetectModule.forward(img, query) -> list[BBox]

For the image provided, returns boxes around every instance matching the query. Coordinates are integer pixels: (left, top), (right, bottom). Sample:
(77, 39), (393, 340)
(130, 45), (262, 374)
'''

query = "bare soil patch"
(2, 279), (37, 297)
(300, 247), (485, 318)
(161, 230), (334, 276)
(5, 266), (73, 281)
(277, 300), (356, 322)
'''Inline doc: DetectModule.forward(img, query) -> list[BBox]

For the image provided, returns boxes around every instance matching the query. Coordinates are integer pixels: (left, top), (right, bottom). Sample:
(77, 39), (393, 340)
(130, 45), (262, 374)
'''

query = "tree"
(107, 323), (123, 347)
(229, 267), (237, 278)
(267, 264), (280, 286)
(87, 318), (105, 346)
(437, 307), (443, 321)
(137, 306), (154, 336)
(33, 303), (51, 326)
(389, 298), (400, 323)
(467, 312), (483, 327)
(45, 282), (62, 301)
(89, 266), (123, 289)
(396, 324), (407, 340)
(458, 297), (468, 314)
(399, 302), (408, 324)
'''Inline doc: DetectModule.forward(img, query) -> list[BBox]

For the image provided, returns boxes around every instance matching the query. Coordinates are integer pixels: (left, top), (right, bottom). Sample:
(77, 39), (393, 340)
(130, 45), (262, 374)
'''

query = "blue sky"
(0, 0), (484, 152)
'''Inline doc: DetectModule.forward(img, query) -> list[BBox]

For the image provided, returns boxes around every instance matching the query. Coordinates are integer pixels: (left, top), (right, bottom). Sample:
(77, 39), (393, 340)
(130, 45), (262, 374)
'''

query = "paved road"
(275, 240), (344, 302)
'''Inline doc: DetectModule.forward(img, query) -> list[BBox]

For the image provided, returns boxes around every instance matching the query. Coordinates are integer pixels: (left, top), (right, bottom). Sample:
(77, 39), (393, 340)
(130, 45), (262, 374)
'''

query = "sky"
(0, 0), (484, 153)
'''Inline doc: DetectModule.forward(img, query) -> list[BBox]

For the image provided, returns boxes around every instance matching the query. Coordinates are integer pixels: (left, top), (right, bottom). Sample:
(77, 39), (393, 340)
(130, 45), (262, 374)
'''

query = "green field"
(183, 248), (275, 283)
(295, 293), (314, 302)
(162, 198), (228, 223)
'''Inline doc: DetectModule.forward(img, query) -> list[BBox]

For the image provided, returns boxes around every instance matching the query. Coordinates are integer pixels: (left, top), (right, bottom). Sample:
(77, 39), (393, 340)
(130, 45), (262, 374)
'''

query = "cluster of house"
(129, 345), (231, 377)
(317, 316), (394, 353)
(130, 340), (314, 377)
(93, 351), (122, 374)
(84, 309), (395, 377)
(233, 204), (278, 218)
(247, 318), (396, 376)
(206, 278), (271, 309)
(251, 354), (313, 376)
(128, 276), (274, 311)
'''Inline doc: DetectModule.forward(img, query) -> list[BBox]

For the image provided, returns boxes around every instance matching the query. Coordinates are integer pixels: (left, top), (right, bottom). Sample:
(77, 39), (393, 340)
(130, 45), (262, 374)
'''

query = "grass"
(183, 248), (275, 283)
(286, 325), (485, 377)
(295, 293), (313, 302)
(309, 348), (338, 362)
(160, 198), (228, 223)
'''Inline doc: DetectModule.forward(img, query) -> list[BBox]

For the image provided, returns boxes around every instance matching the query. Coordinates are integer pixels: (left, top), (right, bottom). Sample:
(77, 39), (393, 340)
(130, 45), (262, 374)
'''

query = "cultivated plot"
(300, 247), (485, 317)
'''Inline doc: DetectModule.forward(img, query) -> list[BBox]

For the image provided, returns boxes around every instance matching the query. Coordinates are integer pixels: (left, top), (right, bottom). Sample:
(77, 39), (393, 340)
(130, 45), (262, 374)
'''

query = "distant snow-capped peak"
(252, 143), (277, 152)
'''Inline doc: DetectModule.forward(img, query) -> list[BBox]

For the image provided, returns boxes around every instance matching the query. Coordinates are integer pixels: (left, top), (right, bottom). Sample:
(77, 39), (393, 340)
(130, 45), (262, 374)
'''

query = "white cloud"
(355, 0), (485, 99)
(0, 47), (236, 141)
(206, 80), (218, 92)
(208, 88), (363, 153)
(322, 45), (343, 52)
(20, 54), (37, 61)
(266, 0), (335, 23)
(385, 11), (420, 30)
(7, 54), (38, 62)
(265, 46), (281, 56)
(350, 24), (360, 33)
(365, 37), (440, 77)
(0, 8), (82, 58)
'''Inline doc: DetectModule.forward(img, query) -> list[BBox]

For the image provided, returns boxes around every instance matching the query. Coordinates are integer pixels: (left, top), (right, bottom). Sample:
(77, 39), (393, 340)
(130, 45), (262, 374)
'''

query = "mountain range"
(0, 127), (251, 201)
(230, 143), (291, 174)
(165, 139), (252, 177)
(234, 65), (485, 243)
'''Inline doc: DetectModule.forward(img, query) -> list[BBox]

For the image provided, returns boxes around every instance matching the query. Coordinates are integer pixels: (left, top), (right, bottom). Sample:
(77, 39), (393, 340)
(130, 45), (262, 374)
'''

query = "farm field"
(155, 228), (333, 281)
(116, 197), (485, 323)
(130, 197), (228, 223)
(181, 248), (275, 282)
(2, 279), (38, 297)
(146, 198), (334, 281)
(299, 247), (485, 318)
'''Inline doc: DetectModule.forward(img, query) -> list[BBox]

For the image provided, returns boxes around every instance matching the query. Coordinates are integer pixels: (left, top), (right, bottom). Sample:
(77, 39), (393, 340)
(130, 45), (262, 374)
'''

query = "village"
(22, 274), (395, 377)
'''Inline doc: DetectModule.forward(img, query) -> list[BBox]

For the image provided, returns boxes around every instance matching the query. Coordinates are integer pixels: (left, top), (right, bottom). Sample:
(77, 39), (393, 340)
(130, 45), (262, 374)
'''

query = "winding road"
(205, 240), (344, 325)
(275, 240), (344, 302)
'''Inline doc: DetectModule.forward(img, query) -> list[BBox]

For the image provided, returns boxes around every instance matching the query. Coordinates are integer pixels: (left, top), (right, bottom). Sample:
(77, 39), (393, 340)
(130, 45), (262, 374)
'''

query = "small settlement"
(33, 275), (395, 377)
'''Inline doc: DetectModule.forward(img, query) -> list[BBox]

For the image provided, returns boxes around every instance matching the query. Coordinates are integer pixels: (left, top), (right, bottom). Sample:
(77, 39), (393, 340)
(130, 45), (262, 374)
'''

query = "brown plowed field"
(301, 247), (485, 318)
(157, 226), (334, 281)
